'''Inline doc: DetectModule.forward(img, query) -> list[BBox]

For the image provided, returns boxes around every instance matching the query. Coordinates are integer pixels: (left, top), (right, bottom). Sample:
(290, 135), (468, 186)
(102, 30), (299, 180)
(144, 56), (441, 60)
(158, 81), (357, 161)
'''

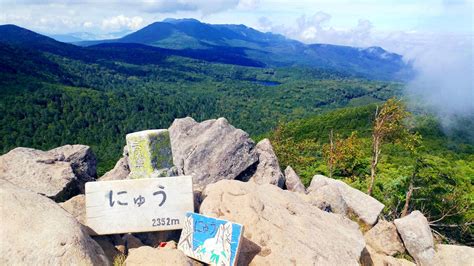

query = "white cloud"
(237, 0), (260, 10)
(138, 0), (245, 15)
(101, 15), (144, 31)
(405, 34), (474, 123)
(257, 12), (376, 48)
(83, 21), (94, 28)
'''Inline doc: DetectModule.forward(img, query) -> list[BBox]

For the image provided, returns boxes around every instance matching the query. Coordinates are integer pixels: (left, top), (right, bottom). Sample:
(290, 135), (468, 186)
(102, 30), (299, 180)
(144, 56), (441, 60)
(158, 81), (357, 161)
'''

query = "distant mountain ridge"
(75, 18), (411, 80)
(49, 30), (132, 43)
(0, 19), (412, 80)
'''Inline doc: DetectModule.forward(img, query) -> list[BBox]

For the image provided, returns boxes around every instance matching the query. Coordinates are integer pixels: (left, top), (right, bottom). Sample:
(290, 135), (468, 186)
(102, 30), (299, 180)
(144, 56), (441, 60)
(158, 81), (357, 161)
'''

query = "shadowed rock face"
(0, 179), (109, 265)
(48, 144), (97, 184)
(200, 180), (366, 265)
(169, 117), (258, 190)
(361, 245), (415, 266)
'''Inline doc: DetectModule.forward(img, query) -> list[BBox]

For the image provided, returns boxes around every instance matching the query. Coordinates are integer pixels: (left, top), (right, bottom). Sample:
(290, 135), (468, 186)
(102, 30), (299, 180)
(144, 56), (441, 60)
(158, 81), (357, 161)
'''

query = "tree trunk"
(329, 129), (334, 178)
(402, 159), (420, 217)
(401, 182), (413, 217)
(368, 106), (380, 196)
(368, 136), (379, 196)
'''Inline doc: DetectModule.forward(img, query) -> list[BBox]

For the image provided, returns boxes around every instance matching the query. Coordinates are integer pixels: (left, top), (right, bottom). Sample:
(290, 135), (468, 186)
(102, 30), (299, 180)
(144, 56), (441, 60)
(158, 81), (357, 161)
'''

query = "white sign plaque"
(85, 176), (194, 235)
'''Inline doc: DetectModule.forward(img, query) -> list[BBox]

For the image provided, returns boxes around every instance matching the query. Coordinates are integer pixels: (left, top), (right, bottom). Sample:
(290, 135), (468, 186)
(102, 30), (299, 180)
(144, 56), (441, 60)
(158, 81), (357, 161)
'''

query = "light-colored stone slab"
(178, 212), (244, 266)
(126, 129), (173, 178)
(308, 174), (384, 225)
(394, 210), (435, 266)
(284, 166), (306, 193)
(85, 176), (193, 235)
(434, 244), (474, 266)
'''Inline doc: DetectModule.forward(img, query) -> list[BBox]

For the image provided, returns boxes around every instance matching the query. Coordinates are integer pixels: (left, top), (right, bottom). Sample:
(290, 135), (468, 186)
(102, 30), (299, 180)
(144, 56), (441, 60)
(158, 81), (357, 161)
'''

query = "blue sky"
(0, 0), (471, 40)
(0, 0), (472, 67)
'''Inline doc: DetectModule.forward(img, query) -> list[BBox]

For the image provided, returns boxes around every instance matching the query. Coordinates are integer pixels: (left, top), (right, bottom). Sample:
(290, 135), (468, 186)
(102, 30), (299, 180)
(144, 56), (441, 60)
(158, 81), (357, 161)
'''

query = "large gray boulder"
(308, 174), (384, 225)
(284, 166), (306, 193)
(48, 144), (97, 184)
(0, 147), (78, 200)
(59, 194), (86, 225)
(433, 244), (474, 266)
(394, 211), (435, 266)
(200, 180), (366, 265)
(248, 138), (285, 187)
(364, 220), (405, 256)
(169, 117), (258, 190)
(99, 156), (130, 181)
(307, 184), (348, 215)
(0, 180), (109, 265)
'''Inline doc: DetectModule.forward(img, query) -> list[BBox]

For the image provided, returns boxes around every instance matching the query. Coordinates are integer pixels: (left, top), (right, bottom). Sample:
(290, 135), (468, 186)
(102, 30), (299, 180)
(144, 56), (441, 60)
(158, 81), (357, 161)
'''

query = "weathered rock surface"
(100, 156), (130, 181)
(284, 166), (306, 193)
(364, 220), (405, 256)
(394, 211), (435, 266)
(307, 184), (348, 214)
(169, 117), (258, 189)
(0, 147), (78, 200)
(200, 180), (366, 265)
(433, 244), (474, 266)
(361, 246), (415, 266)
(59, 194), (86, 225)
(49, 144), (97, 185)
(248, 139), (285, 187)
(0, 179), (109, 265)
(125, 246), (200, 265)
(308, 174), (384, 225)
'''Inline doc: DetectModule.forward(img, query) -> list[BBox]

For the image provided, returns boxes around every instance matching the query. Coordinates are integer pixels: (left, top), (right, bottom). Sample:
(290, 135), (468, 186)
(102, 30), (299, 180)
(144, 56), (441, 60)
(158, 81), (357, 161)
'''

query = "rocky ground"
(1, 117), (472, 265)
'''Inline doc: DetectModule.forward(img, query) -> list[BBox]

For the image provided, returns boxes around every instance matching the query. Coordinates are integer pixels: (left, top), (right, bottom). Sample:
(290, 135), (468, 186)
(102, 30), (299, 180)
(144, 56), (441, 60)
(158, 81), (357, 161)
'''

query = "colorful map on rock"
(178, 212), (244, 266)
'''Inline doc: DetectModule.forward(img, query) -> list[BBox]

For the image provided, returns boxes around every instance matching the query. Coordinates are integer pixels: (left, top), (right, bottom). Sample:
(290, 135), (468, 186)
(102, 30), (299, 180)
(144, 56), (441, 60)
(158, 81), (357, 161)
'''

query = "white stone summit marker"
(85, 176), (194, 235)
(126, 129), (173, 179)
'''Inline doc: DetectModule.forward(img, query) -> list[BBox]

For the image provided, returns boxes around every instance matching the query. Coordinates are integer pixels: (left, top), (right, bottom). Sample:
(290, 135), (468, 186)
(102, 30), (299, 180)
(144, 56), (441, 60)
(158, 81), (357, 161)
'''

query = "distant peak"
(162, 18), (201, 24)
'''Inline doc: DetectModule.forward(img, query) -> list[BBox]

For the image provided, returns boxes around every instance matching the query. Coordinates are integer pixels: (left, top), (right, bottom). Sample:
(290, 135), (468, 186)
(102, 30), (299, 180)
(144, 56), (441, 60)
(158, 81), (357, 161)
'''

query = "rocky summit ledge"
(1, 117), (472, 265)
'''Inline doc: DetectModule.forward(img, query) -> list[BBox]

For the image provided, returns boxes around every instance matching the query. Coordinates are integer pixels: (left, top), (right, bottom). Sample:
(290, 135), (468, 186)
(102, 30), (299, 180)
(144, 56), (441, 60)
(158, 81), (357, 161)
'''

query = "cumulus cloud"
(257, 12), (376, 48)
(257, 12), (473, 136)
(237, 0), (260, 10)
(101, 15), (144, 31)
(14, 0), (251, 15)
(140, 0), (250, 15)
(83, 21), (94, 28)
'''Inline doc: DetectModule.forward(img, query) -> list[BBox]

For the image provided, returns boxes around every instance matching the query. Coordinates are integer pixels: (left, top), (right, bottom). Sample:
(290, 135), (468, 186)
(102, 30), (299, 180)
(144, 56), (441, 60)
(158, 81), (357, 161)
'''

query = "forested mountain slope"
(268, 105), (473, 244)
(0, 24), (402, 174)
